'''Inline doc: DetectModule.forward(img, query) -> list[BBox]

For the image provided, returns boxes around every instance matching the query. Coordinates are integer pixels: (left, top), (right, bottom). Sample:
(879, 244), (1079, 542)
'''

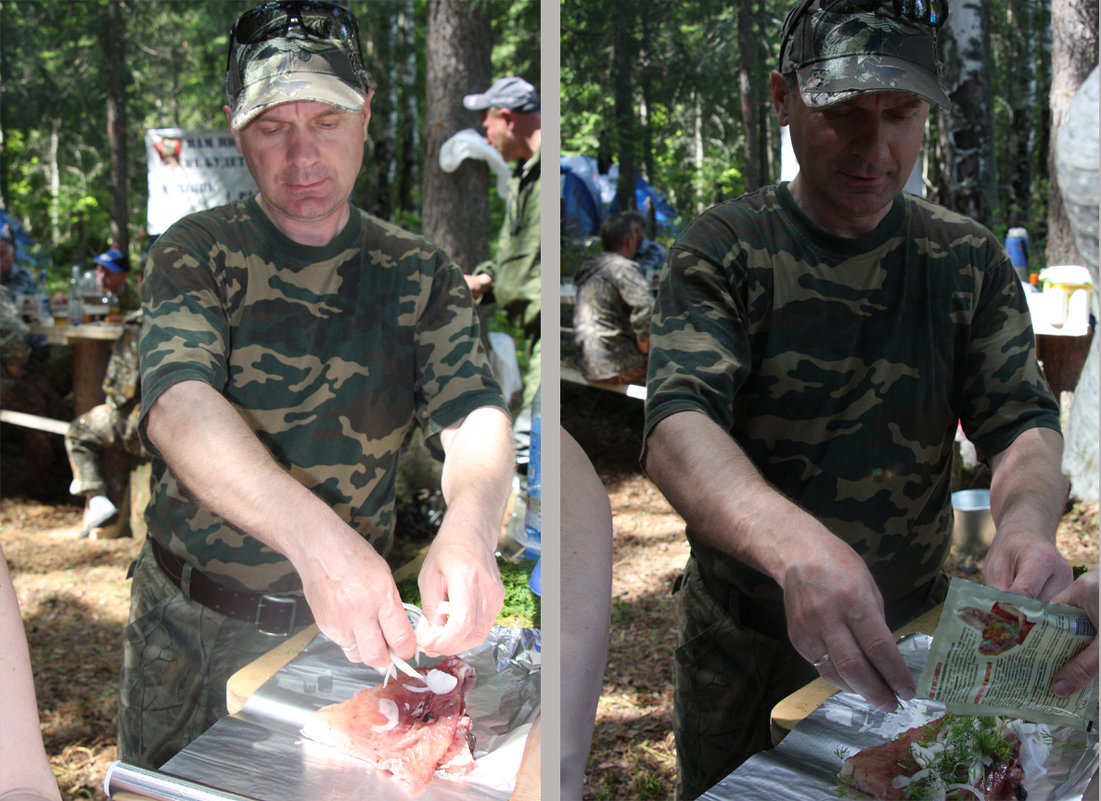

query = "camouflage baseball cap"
(780, 0), (951, 111)
(226, 1), (370, 130)
(462, 77), (540, 114)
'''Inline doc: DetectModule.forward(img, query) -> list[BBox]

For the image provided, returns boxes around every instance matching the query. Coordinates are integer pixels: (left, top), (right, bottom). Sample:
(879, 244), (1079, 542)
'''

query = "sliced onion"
(425, 669), (458, 694)
(371, 698), (399, 732)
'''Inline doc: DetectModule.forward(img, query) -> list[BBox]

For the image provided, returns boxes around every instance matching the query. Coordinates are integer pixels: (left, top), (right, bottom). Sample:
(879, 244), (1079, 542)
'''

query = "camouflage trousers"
(673, 556), (948, 800)
(672, 556), (818, 800)
(118, 539), (305, 769)
(65, 403), (143, 496)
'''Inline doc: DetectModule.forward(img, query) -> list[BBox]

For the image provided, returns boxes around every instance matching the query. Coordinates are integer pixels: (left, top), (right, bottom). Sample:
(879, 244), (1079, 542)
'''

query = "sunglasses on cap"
(232, 1), (363, 46)
(794, 0), (947, 29)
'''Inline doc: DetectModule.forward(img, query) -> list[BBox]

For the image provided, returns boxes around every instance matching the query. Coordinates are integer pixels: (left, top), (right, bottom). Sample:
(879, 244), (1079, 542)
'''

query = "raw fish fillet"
(839, 713), (1026, 800)
(301, 655), (476, 794)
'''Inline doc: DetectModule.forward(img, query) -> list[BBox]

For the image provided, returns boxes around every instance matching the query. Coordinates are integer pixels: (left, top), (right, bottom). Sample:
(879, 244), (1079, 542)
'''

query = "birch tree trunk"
(1004, 0), (1037, 228)
(422, 0), (491, 269)
(937, 0), (996, 228)
(1046, 0), (1098, 265)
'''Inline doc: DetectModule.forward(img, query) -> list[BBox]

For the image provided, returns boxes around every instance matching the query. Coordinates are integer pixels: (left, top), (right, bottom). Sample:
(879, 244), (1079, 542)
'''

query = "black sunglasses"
(232, 1), (365, 52)
(821, 0), (948, 28)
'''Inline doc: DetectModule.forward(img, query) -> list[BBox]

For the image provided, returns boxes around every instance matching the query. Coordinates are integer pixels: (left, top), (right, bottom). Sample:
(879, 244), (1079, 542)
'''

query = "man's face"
(481, 107), (522, 161)
(0, 240), (13, 278)
(98, 265), (126, 295)
(228, 97), (372, 237)
(773, 72), (929, 237)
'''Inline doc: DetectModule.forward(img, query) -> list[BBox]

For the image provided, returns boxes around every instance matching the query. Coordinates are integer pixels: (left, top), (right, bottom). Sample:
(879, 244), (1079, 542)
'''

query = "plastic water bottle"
(68, 265), (83, 325)
(35, 269), (52, 325)
(522, 387), (541, 560)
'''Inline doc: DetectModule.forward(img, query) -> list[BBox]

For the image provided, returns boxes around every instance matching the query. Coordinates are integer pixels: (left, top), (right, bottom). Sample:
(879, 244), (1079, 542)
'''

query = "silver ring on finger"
(812, 653), (830, 669)
(341, 643), (358, 652)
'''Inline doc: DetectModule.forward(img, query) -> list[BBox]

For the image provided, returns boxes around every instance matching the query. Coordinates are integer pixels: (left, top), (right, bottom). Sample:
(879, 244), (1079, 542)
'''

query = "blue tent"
(0, 208), (39, 266)
(561, 155), (679, 237)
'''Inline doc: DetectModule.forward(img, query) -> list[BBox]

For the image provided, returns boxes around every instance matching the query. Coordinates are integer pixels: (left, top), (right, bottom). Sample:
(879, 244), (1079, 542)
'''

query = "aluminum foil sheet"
(120, 625), (540, 801)
(701, 634), (1099, 801)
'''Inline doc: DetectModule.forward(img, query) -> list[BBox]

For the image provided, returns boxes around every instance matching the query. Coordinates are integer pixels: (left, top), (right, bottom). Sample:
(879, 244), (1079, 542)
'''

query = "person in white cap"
(643, 0), (1070, 796)
(120, 1), (513, 768)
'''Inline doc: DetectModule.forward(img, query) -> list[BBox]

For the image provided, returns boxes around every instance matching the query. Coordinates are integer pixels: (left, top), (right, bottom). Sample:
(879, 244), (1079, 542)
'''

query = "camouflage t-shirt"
(140, 197), (505, 593)
(643, 184), (1059, 606)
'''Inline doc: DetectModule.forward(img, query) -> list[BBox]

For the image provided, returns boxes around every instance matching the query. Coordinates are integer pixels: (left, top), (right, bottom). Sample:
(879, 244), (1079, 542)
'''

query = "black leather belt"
(151, 538), (313, 637)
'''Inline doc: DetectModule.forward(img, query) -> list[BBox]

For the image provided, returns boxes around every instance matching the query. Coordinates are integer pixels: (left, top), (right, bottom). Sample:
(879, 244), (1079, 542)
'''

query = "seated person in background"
(65, 309), (144, 538)
(622, 209), (667, 276)
(0, 286), (70, 498)
(572, 212), (654, 385)
(94, 247), (141, 317)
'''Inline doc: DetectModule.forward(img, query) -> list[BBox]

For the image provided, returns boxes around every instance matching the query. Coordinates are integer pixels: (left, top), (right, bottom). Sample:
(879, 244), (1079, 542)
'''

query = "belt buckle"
(255, 594), (299, 637)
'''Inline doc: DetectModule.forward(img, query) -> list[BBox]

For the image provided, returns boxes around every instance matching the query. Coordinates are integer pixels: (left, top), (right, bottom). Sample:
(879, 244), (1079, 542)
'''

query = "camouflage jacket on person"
(0, 285), (31, 372)
(102, 309), (142, 413)
(478, 147), (541, 336)
(140, 196), (506, 593)
(643, 183), (1060, 607)
(572, 251), (653, 381)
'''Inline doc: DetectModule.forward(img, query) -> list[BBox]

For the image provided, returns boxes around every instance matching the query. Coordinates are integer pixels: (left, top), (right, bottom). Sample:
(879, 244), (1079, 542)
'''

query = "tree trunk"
(937, 0), (995, 229)
(737, 0), (760, 192)
(422, 0), (491, 269)
(1046, 0), (1098, 266)
(400, 0), (420, 215)
(612, 4), (636, 210)
(1004, 0), (1037, 229)
(104, 0), (129, 255)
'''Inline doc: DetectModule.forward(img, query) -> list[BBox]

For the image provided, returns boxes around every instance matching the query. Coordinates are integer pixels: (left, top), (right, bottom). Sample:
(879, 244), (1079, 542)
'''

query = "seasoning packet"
(916, 577), (1098, 730)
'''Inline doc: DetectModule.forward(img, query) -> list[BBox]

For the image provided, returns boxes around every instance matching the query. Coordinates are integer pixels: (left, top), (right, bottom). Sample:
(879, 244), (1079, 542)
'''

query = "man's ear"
(770, 70), (792, 126)
(499, 107), (516, 131)
(224, 105), (243, 152)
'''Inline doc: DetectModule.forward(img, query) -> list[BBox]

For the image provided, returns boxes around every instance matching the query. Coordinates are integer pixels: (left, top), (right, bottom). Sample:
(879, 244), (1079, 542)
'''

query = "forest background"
(1, 0), (1098, 289)
(0, 0), (539, 299)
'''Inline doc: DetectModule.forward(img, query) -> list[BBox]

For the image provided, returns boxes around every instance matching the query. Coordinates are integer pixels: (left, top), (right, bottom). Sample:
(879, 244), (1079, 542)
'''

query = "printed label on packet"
(916, 577), (1098, 730)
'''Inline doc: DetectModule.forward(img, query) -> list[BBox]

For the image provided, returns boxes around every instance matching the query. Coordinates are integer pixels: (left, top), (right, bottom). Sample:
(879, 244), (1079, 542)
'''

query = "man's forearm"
(438, 405), (514, 549)
(989, 427), (1066, 539)
(144, 379), (353, 565)
(644, 410), (834, 585)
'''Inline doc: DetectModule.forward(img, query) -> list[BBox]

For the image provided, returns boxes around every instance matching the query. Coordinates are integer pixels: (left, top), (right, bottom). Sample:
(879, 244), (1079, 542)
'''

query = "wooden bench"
(0, 409), (71, 436)
(560, 364), (647, 400)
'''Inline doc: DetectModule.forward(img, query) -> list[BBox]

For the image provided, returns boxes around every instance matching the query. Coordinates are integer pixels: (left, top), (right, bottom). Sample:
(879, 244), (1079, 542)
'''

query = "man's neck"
(257, 195), (351, 247)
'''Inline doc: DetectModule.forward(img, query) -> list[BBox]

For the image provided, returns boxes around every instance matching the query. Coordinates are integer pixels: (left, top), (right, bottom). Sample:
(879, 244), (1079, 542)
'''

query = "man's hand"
(782, 534), (915, 711)
(1050, 565), (1099, 697)
(416, 519), (504, 656)
(294, 527), (418, 667)
(984, 525), (1072, 601)
(465, 273), (493, 299)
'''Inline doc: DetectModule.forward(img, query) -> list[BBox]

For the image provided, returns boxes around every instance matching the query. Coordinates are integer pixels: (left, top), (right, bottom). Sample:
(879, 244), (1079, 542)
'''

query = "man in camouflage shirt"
(120, 1), (513, 768)
(572, 212), (653, 384)
(642, 2), (1071, 797)
(463, 77), (541, 412)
